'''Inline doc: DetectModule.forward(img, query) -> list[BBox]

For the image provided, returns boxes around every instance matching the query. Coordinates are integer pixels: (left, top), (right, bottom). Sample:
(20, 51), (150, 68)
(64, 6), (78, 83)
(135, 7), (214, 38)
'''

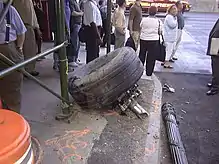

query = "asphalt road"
(156, 12), (219, 164)
(157, 73), (219, 164)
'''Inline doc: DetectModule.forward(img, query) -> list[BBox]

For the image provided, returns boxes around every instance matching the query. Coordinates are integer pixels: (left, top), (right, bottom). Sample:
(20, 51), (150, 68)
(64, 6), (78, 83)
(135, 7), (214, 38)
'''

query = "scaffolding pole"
(54, 0), (70, 113)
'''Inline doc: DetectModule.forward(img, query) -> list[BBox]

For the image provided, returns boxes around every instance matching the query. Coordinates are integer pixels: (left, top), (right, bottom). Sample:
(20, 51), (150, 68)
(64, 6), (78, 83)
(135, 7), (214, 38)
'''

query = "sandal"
(163, 65), (173, 69)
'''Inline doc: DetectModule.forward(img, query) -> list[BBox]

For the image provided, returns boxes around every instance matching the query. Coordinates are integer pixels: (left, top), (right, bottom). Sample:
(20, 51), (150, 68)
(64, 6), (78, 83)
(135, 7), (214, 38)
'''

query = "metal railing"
(0, 0), (71, 116)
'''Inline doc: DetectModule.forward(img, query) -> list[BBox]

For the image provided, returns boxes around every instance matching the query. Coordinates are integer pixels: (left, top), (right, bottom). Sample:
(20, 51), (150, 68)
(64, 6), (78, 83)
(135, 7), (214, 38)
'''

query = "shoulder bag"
(156, 20), (166, 62)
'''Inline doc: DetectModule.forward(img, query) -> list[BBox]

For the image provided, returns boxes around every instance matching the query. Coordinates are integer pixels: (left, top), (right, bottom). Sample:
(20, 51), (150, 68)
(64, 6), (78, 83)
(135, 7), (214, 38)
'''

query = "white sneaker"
(76, 60), (83, 65)
(69, 62), (79, 67)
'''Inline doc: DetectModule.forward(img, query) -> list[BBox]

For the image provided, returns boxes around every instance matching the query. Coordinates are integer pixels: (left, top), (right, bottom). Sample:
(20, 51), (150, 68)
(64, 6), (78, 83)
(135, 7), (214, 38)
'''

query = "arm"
(69, 0), (83, 16)
(166, 15), (177, 29)
(115, 12), (125, 34)
(128, 7), (135, 32)
(72, 11), (83, 16)
(12, 6), (27, 50)
(16, 34), (25, 49)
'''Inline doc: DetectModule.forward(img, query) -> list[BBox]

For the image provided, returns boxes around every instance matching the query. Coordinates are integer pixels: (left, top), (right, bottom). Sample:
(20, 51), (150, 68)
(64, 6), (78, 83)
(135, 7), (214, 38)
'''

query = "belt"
(0, 41), (15, 45)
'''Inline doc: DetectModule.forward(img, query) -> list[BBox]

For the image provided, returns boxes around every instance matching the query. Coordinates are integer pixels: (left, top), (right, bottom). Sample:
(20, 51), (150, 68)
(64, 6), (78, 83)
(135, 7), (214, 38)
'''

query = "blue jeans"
(69, 24), (81, 63)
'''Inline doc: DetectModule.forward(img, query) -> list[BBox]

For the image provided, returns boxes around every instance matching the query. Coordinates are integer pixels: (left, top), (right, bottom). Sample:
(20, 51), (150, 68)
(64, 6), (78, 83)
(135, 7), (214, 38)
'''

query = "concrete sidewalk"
(20, 44), (162, 164)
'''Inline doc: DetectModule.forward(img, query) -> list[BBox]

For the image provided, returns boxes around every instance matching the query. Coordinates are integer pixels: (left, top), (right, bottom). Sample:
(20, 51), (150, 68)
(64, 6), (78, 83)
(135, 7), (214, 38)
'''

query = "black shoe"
(172, 57), (178, 60)
(30, 71), (39, 76)
(207, 83), (212, 88)
(206, 89), (218, 96)
(169, 59), (175, 63)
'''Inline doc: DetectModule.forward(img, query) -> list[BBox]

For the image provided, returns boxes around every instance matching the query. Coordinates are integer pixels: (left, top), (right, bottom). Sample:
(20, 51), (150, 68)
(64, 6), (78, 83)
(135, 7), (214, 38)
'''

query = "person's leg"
(53, 32), (59, 70)
(131, 31), (140, 50)
(164, 42), (174, 68)
(75, 24), (81, 62)
(207, 56), (219, 95)
(114, 30), (125, 49)
(23, 26), (38, 75)
(102, 19), (107, 47)
(139, 39), (147, 65)
(172, 29), (182, 59)
(0, 43), (24, 113)
(146, 41), (158, 76)
(211, 56), (219, 89)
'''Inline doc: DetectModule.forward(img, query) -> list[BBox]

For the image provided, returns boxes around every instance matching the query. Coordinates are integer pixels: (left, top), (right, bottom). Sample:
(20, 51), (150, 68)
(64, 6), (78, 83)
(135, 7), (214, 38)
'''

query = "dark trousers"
(100, 19), (107, 46)
(139, 39), (159, 76)
(85, 26), (100, 63)
(211, 56), (219, 89)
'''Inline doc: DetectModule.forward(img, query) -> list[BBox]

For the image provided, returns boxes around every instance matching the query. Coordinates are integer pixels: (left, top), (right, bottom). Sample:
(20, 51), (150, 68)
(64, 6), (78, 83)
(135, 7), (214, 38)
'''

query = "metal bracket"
(117, 84), (149, 119)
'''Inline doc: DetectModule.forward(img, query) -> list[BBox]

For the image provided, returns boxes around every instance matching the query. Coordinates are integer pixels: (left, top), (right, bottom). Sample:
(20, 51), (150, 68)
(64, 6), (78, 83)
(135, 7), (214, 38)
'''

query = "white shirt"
(140, 16), (163, 41)
(83, 0), (102, 26)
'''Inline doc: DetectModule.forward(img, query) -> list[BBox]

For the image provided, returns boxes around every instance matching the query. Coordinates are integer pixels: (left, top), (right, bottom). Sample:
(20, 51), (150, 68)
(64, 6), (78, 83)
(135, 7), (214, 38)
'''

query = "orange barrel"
(0, 110), (34, 164)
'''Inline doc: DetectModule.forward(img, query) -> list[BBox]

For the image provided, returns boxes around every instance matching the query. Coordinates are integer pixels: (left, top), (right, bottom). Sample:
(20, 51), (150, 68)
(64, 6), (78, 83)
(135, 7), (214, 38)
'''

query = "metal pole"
(0, 42), (66, 79)
(106, 0), (112, 53)
(55, 0), (70, 113)
(0, 53), (71, 105)
(0, 0), (13, 25)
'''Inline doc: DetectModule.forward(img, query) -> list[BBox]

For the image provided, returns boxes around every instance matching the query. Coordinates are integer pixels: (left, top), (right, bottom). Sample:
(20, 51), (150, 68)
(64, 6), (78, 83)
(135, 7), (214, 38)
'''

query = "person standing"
(83, 0), (102, 63)
(0, 1), (27, 113)
(163, 4), (178, 69)
(13, 0), (41, 76)
(128, 0), (142, 49)
(69, 0), (83, 67)
(172, 0), (185, 60)
(112, 0), (126, 49)
(99, 0), (107, 47)
(139, 6), (162, 76)
(206, 18), (219, 95)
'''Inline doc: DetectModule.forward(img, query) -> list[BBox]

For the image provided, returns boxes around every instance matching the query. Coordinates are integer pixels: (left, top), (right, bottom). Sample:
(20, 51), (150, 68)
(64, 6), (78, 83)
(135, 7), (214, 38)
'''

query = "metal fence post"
(55, 0), (70, 113)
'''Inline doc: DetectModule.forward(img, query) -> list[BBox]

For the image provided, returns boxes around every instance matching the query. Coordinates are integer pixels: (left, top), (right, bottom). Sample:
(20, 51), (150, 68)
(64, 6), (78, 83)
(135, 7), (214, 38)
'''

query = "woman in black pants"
(139, 6), (163, 76)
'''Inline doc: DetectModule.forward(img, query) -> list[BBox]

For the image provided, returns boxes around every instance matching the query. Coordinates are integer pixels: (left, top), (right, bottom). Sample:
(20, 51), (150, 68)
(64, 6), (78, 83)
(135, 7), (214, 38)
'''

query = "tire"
(68, 47), (144, 109)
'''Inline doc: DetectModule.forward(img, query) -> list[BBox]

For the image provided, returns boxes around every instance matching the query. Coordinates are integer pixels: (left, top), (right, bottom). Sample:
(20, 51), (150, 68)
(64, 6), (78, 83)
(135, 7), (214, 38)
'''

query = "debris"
(163, 84), (175, 93)
(153, 134), (159, 140)
(181, 109), (187, 114)
(206, 129), (210, 132)
(179, 116), (184, 120)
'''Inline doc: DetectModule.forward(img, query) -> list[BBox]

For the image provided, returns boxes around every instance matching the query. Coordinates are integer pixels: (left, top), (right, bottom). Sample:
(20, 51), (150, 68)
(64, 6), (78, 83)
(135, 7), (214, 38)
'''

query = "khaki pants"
(23, 25), (37, 72)
(131, 31), (140, 50)
(114, 29), (126, 49)
(0, 42), (24, 113)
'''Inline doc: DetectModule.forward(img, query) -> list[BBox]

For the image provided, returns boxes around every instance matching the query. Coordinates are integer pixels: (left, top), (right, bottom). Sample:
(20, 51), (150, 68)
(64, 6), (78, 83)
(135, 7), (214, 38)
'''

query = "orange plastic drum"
(0, 110), (34, 164)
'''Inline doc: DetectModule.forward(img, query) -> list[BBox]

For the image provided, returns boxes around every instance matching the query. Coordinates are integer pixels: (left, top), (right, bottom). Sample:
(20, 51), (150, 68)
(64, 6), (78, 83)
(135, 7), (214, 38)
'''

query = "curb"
(143, 74), (163, 164)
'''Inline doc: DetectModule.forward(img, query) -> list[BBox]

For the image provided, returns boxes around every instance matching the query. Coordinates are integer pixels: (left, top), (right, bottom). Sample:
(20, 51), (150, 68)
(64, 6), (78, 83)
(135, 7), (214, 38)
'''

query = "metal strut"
(117, 84), (149, 119)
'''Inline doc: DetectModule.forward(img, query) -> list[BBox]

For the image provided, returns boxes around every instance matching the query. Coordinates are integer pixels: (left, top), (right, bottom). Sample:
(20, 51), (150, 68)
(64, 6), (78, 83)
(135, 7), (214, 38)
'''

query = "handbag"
(156, 20), (166, 62)
(78, 25), (86, 43)
(125, 36), (136, 51)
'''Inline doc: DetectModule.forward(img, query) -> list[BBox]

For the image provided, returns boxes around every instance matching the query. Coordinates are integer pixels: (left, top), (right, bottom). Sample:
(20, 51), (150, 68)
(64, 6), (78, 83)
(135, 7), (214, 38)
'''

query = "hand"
(35, 28), (42, 39)
(129, 30), (133, 36)
(97, 38), (103, 45)
(17, 47), (23, 54)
